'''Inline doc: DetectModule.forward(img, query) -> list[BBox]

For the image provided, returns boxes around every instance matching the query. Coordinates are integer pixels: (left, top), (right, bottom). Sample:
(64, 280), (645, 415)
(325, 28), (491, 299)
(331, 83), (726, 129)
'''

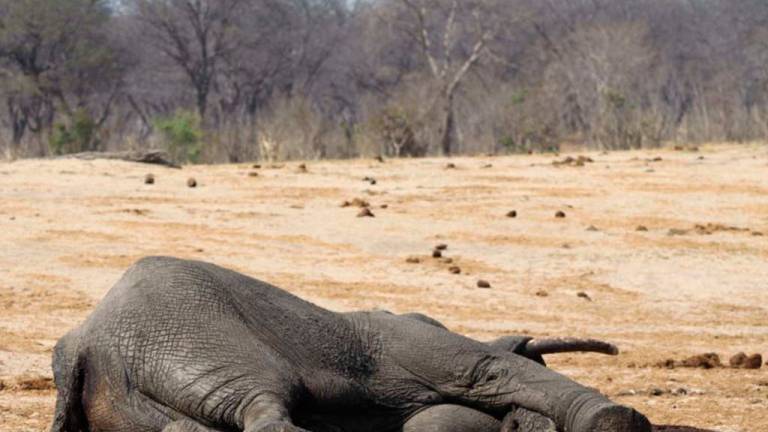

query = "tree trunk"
(197, 88), (208, 122)
(11, 118), (26, 150)
(440, 94), (456, 156)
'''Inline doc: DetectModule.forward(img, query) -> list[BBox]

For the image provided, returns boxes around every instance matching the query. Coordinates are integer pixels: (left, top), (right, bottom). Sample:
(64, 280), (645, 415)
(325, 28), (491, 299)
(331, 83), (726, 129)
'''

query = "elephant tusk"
(525, 338), (619, 356)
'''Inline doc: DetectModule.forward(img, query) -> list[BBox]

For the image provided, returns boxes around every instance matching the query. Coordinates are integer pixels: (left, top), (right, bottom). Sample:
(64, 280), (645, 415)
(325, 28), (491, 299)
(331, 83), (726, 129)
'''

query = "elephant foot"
(574, 402), (652, 432)
(249, 421), (311, 432)
(501, 407), (556, 432)
(163, 420), (223, 431)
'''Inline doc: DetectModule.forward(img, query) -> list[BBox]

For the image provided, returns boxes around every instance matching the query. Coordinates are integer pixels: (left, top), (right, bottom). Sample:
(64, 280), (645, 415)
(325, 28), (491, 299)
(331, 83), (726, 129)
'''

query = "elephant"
(330, 310), (622, 432)
(50, 256), (651, 432)
(328, 311), (619, 432)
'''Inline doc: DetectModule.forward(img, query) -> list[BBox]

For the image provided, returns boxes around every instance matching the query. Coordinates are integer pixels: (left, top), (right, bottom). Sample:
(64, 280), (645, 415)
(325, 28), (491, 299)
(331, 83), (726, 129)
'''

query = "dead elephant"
(51, 256), (650, 432)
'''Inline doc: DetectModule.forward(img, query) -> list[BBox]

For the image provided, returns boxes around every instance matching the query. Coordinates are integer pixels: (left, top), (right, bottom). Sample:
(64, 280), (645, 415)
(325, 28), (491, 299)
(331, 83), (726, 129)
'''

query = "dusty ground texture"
(1, 144), (767, 431)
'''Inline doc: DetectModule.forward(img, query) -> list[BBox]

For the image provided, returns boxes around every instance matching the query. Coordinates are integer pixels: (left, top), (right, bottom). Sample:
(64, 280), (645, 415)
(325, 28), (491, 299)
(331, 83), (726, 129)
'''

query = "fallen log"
(56, 150), (180, 168)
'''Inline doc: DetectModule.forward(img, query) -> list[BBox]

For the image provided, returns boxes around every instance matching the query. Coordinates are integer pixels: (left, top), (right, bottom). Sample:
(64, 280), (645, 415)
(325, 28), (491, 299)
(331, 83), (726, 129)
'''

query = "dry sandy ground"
(1, 144), (767, 431)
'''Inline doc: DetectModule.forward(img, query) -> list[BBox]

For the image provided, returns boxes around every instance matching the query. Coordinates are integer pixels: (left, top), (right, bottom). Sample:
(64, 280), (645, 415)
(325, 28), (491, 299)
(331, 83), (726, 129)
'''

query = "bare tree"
(392, 0), (497, 155)
(3, 0), (768, 160)
(133, 0), (244, 122)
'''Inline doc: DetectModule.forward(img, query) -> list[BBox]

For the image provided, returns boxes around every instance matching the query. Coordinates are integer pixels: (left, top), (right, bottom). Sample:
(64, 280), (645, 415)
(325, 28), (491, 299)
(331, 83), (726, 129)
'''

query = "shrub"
(154, 110), (203, 164)
(369, 106), (426, 157)
(257, 95), (329, 160)
(49, 109), (98, 155)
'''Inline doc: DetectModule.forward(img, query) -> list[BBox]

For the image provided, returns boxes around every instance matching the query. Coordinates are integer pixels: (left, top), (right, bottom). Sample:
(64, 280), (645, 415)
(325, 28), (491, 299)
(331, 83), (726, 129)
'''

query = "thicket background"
(1, 0), (767, 163)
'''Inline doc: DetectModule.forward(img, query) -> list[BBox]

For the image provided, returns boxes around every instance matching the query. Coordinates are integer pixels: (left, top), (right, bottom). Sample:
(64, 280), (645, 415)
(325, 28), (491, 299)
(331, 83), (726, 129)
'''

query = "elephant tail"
(50, 330), (87, 432)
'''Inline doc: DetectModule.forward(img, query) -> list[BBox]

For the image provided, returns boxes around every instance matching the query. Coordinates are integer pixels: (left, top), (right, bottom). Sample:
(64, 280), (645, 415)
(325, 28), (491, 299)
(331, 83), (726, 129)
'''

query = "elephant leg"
(401, 404), (500, 432)
(241, 394), (310, 432)
(163, 419), (225, 431)
(50, 333), (87, 432)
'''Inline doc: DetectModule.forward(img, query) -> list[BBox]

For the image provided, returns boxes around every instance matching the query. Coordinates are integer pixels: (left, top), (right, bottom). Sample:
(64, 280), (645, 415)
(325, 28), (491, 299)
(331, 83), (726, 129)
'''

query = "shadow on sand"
(654, 426), (718, 432)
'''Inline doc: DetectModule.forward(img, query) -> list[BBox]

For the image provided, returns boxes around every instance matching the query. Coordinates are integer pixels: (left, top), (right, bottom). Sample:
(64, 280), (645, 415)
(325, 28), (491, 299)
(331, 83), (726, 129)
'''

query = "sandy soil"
(1, 144), (767, 431)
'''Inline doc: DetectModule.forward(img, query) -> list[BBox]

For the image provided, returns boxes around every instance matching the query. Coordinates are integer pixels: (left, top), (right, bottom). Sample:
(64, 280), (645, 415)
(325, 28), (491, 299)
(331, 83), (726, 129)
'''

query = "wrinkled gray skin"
(51, 257), (651, 432)
(364, 312), (602, 432)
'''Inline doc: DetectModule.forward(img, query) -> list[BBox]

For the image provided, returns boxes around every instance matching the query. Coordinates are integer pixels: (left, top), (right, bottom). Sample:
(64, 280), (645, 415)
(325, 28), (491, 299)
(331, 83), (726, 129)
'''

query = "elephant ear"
(486, 336), (534, 354)
(486, 336), (546, 365)
(487, 336), (619, 366)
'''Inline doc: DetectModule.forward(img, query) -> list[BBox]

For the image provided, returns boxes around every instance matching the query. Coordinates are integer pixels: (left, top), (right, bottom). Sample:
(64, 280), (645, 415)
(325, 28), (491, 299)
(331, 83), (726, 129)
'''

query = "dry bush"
(359, 75), (441, 157)
(256, 95), (330, 161)
(481, 83), (561, 154)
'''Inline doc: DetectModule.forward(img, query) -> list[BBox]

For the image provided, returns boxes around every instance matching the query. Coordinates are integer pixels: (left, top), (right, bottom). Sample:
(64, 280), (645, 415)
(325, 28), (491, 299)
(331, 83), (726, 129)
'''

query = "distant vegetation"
(1, 0), (767, 162)
(154, 111), (203, 164)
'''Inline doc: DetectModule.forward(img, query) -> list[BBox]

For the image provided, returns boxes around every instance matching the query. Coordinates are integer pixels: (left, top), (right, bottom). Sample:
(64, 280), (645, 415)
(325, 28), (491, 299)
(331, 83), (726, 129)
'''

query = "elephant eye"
(470, 356), (501, 384)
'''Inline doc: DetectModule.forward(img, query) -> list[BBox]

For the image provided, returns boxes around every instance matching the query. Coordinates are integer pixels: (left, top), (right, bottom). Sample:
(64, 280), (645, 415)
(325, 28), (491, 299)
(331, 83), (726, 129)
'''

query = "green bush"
(510, 89), (527, 106)
(49, 109), (98, 155)
(499, 135), (516, 151)
(154, 111), (203, 164)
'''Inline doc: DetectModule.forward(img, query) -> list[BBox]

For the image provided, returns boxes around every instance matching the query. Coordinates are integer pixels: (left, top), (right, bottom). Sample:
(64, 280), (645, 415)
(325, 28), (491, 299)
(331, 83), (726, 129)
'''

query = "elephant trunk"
(467, 353), (651, 432)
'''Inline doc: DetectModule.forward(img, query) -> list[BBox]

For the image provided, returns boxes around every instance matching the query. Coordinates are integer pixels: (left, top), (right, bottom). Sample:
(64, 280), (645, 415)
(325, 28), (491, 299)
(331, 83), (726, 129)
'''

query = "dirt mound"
(0, 375), (54, 392)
